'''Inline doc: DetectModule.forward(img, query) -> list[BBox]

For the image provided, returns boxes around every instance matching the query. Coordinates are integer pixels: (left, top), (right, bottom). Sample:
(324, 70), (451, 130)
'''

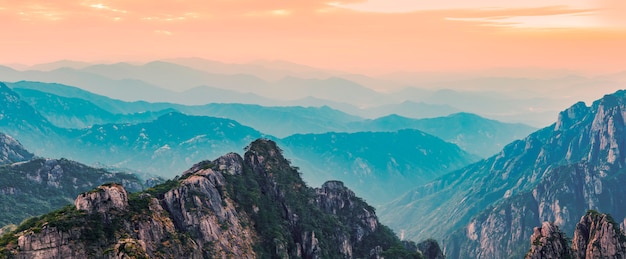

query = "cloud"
(444, 6), (600, 28)
(154, 30), (173, 36)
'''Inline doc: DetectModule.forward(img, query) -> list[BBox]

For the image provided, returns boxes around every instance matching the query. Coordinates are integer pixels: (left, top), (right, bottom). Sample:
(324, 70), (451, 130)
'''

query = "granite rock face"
(525, 222), (571, 259)
(75, 183), (129, 214)
(572, 211), (626, 259)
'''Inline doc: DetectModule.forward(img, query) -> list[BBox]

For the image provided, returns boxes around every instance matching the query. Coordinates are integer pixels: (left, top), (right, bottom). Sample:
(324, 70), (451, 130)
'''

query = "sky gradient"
(1, 0), (626, 74)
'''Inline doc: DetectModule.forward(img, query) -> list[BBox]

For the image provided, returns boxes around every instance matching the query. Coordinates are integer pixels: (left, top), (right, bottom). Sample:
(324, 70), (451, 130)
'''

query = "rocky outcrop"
(525, 211), (626, 259)
(0, 132), (33, 165)
(525, 222), (571, 259)
(572, 211), (626, 258)
(2, 139), (416, 259)
(417, 239), (445, 259)
(75, 183), (129, 214)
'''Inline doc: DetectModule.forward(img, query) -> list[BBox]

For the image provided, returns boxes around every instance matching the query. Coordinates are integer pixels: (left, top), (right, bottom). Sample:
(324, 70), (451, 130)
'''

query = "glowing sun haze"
(1, 0), (625, 74)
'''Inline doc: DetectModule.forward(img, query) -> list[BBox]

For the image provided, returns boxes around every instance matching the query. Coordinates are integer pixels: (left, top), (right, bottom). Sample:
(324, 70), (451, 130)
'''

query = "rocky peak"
(244, 138), (284, 170)
(417, 239), (446, 259)
(75, 183), (129, 214)
(555, 101), (589, 131)
(572, 211), (626, 258)
(213, 152), (244, 175)
(525, 222), (571, 259)
(315, 180), (357, 214)
(0, 132), (33, 165)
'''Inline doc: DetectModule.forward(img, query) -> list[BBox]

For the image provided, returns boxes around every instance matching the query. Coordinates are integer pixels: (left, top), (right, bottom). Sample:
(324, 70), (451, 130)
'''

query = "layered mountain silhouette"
(381, 90), (626, 258)
(0, 82), (480, 204)
(8, 81), (534, 155)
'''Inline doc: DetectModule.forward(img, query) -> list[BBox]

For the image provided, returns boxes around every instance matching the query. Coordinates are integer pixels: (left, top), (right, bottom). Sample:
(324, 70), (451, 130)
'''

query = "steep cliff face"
(381, 90), (626, 258)
(525, 222), (571, 259)
(572, 211), (626, 258)
(0, 132), (33, 165)
(1, 139), (420, 259)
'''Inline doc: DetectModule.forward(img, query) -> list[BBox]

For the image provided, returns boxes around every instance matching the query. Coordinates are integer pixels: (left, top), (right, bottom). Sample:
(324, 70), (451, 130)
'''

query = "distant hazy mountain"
(380, 90), (626, 258)
(163, 57), (337, 81)
(0, 65), (178, 103)
(0, 82), (64, 155)
(26, 60), (93, 71)
(358, 100), (460, 119)
(8, 81), (364, 138)
(62, 112), (264, 176)
(179, 104), (363, 138)
(271, 76), (392, 107)
(351, 113), (536, 157)
(80, 61), (269, 93)
(280, 130), (478, 204)
(13, 88), (174, 129)
(0, 83), (266, 176)
(8, 81), (535, 155)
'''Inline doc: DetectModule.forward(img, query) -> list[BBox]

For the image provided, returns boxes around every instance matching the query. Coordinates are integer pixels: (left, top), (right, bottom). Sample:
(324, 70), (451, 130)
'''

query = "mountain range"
(0, 139), (437, 258)
(6, 59), (624, 127)
(380, 89), (626, 258)
(0, 81), (538, 205)
(7, 80), (535, 156)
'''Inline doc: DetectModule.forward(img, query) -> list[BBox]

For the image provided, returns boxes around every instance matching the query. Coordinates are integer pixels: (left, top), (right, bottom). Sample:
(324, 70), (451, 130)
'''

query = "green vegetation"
(225, 139), (419, 258)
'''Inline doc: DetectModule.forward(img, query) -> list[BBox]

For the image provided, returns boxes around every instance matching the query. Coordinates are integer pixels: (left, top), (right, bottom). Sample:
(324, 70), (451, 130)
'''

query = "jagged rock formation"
(525, 222), (571, 259)
(0, 139), (423, 259)
(0, 132), (33, 165)
(75, 184), (129, 214)
(526, 211), (626, 259)
(572, 211), (626, 258)
(381, 90), (626, 258)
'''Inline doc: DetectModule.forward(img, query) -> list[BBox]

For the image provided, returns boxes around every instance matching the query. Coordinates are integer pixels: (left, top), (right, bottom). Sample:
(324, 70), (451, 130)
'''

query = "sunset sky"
(1, 0), (626, 75)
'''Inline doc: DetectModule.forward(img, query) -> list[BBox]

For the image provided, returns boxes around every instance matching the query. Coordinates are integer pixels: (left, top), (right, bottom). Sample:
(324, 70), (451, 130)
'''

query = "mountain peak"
(572, 210), (626, 258)
(555, 101), (588, 131)
(75, 183), (129, 215)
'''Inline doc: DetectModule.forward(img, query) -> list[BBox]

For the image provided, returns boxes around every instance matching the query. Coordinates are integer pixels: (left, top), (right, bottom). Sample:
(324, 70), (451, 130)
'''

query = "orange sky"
(1, 0), (626, 74)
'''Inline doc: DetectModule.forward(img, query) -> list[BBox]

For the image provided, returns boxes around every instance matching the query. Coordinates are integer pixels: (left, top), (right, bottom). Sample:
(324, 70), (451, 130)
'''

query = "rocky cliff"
(525, 222), (571, 259)
(525, 211), (626, 259)
(0, 139), (425, 259)
(381, 90), (626, 258)
(571, 210), (626, 258)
